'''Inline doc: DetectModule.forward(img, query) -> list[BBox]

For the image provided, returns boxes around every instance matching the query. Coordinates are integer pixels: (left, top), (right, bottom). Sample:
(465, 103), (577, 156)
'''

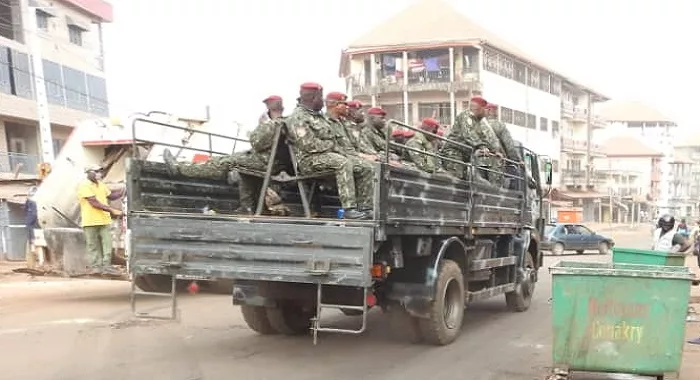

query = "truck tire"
(240, 305), (278, 335)
(418, 259), (465, 346)
(505, 253), (535, 312)
(265, 302), (313, 335)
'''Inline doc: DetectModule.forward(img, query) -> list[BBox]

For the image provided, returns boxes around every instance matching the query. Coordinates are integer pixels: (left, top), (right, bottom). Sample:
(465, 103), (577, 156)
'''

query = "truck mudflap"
(129, 213), (375, 287)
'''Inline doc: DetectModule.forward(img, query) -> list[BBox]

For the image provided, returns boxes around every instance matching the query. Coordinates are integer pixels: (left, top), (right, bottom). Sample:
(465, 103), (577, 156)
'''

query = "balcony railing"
(572, 107), (588, 122)
(591, 115), (606, 129)
(0, 152), (40, 176)
(561, 102), (574, 118)
(561, 138), (606, 156)
(350, 66), (481, 96)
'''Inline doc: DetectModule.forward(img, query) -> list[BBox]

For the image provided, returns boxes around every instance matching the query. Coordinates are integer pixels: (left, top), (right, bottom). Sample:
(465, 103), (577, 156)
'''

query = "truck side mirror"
(544, 162), (553, 185)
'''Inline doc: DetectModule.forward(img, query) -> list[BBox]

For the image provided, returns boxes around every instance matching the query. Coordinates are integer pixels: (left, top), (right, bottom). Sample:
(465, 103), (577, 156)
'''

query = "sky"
(102, 0), (698, 133)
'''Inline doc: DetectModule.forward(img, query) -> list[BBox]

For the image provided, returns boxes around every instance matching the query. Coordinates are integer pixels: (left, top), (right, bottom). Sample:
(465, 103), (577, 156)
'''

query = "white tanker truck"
(29, 111), (246, 293)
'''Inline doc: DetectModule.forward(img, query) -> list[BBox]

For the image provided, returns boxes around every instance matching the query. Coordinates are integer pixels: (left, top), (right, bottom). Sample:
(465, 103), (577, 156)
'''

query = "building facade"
(339, 0), (609, 194)
(595, 100), (680, 216)
(0, 0), (112, 175)
(669, 142), (699, 218)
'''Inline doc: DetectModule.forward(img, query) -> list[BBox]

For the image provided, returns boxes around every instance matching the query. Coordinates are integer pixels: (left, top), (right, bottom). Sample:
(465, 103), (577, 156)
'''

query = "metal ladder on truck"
(129, 274), (180, 321)
(310, 280), (371, 345)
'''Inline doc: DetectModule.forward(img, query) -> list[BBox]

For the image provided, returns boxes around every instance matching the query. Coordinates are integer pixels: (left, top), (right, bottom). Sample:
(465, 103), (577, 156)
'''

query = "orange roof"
(600, 135), (663, 157)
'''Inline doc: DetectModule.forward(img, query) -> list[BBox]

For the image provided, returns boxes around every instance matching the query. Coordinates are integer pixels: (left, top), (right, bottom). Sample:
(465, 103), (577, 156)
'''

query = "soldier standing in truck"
(78, 165), (124, 274)
(405, 118), (442, 173)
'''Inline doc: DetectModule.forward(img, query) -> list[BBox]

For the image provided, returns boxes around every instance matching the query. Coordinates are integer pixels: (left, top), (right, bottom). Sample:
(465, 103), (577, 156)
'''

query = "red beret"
(300, 82), (323, 91)
(437, 128), (445, 136)
(326, 92), (347, 101)
(470, 96), (487, 107)
(263, 95), (282, 103)
(391, 129), (404, 137)
(346, 100), (363, 109)
(422, 118), (440, 128)
(403, 129), (416, 138)
(485, 103), (498, 110)
(367, 107), (386, 116)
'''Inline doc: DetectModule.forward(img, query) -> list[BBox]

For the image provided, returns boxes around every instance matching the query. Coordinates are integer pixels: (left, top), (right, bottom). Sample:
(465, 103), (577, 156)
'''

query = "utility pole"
(25, 5), (55, 163)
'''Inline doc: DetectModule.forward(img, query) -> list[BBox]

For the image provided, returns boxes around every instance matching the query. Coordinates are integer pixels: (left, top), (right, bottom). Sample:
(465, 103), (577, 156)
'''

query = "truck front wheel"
(419, 259), (465, 346)
(505, 253), (536, 312)
(240, 305), (277, 335)
(266, 302), (314, 335)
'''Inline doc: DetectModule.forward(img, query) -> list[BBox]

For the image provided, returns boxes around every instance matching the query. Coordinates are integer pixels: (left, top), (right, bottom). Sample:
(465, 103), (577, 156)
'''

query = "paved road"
(0, 230), (694, 380)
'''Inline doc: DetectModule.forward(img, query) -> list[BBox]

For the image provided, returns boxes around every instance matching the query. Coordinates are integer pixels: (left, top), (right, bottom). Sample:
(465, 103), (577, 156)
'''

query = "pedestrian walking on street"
(24, 186), (42, 269)
(78, 165), (124, 274)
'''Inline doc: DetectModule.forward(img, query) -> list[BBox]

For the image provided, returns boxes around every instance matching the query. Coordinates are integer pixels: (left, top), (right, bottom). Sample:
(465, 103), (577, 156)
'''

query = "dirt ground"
(1, 226), (699, 380)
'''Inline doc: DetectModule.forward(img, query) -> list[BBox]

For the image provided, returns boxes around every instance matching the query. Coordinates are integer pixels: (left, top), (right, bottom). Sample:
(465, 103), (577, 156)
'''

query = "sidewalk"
(681, 255), (700, 379)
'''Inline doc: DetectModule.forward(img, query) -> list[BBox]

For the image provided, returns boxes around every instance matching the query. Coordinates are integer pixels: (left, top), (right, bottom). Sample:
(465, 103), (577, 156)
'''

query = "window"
(9, 50), (33, 99)
(528, 69), (540, 88)
(513, 111), (526, 127)
(0, 45), (10, 94)
(539, 71), (550, 92)
(484, 49), (498, 72)
(52, 139), (65, 155)
(526, 113), (536, 129)
(550, 77), (562, 96)
(501, 107), (514, 124)
(36, 11), (49, 31)
(540, 117), (548, 132)
(87, 74), (109, 116)
(498, 55), (513, 79)
(68, 25), (83, 46)
(63, 66), (88, 111)
(513, 61), (526, 84)
(418, 102), (451, 125)
(551, 120), (560, 137)
(43, 60), (65, 106)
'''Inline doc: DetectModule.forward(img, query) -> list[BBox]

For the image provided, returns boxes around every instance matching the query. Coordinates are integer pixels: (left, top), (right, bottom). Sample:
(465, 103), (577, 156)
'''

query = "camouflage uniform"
(327, 115), (357, 155)
(286, 106), (374, 211)
(344, 120), (375, 154)
(440, 111), (503, 180)
(484, 116), (521, 162)
(405, 133), (437, 173)
(360, 124), (390, 156)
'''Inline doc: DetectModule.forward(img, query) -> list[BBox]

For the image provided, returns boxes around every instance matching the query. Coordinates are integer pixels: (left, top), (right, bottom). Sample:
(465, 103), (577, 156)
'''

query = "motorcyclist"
(651, 214), (690, 252)
(678, 218), (689, 238)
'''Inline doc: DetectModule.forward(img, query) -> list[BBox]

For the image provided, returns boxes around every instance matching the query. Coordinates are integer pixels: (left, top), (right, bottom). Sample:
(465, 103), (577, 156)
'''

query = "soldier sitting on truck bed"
(440, 96), (505, 182)
(360, 108), (402, 161)
(163, 95), (288, 214)
(285, 82), (374, 220)
(405, 118), (443, 173)
(344, 101), (376, 156)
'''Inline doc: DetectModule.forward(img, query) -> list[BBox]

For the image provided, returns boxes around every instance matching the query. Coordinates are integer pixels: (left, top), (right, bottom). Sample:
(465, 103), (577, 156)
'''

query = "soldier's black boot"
(162, 149), (179, 177)
(344, 209), (366, 219)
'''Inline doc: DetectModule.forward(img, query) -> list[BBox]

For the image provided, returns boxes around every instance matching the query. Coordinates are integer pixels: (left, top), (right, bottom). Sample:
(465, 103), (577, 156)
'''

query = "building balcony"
(561, 102), (574, 119)
(350, 70), (481, 97)
(561, 169), (587, 186)
(591, 115), (606, 129)
(572, 107), (589, 123)
(560, 138), (606, 157)
(0, 151), (40, 177)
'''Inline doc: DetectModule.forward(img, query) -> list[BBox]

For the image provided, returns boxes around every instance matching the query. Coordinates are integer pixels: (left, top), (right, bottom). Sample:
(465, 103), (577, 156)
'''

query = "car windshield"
(545, 224), (556, 235)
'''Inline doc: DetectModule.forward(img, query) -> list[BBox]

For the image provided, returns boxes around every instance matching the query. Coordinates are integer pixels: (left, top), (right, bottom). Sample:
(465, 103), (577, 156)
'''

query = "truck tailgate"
(129, 213), (374, 287)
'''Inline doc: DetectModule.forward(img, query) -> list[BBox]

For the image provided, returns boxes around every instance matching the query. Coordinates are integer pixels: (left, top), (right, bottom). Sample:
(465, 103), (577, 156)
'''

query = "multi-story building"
(593, 135), (663, 223)
(596, 100), (679, 215)
(669, 140), (699, 217)
(0, 0), (112, 176)
(339, 0), (609, 193)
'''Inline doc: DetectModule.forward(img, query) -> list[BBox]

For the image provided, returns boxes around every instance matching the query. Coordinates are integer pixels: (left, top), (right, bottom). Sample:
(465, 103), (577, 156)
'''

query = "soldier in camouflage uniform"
(286, 82), (374, 220)
(405, 118), (442, 173)
(360, 107), (400, 161)
(163, 95), (285, 213)
(440, 96), (504, 181)
(485, 103), (525, 190)
(345, 100), (376, 155)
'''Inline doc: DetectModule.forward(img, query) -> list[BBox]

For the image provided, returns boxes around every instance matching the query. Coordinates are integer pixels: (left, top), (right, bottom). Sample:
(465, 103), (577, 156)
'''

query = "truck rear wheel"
(505, 253), (535, 312)
(240, 305), (278, 335)
(265, 302), (313, 335)
(418, 259), (465, 346)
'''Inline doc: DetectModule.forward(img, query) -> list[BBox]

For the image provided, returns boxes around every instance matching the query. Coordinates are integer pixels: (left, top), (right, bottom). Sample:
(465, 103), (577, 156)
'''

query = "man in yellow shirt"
(78, 165), (124, 274)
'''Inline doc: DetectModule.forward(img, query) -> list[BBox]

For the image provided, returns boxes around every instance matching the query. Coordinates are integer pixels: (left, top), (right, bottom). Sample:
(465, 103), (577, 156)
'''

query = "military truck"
(126, 118), (552, 345)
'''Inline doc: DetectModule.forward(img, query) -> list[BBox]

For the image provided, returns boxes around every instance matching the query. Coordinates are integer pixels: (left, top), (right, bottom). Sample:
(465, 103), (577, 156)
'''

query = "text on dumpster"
(586, 298), (648, 344)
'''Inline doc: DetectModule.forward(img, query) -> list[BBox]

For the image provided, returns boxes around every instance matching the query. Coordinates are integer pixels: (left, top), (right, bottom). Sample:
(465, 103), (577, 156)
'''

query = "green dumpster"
(550, 261), (693, 379)
(612, 247), (686, 266)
